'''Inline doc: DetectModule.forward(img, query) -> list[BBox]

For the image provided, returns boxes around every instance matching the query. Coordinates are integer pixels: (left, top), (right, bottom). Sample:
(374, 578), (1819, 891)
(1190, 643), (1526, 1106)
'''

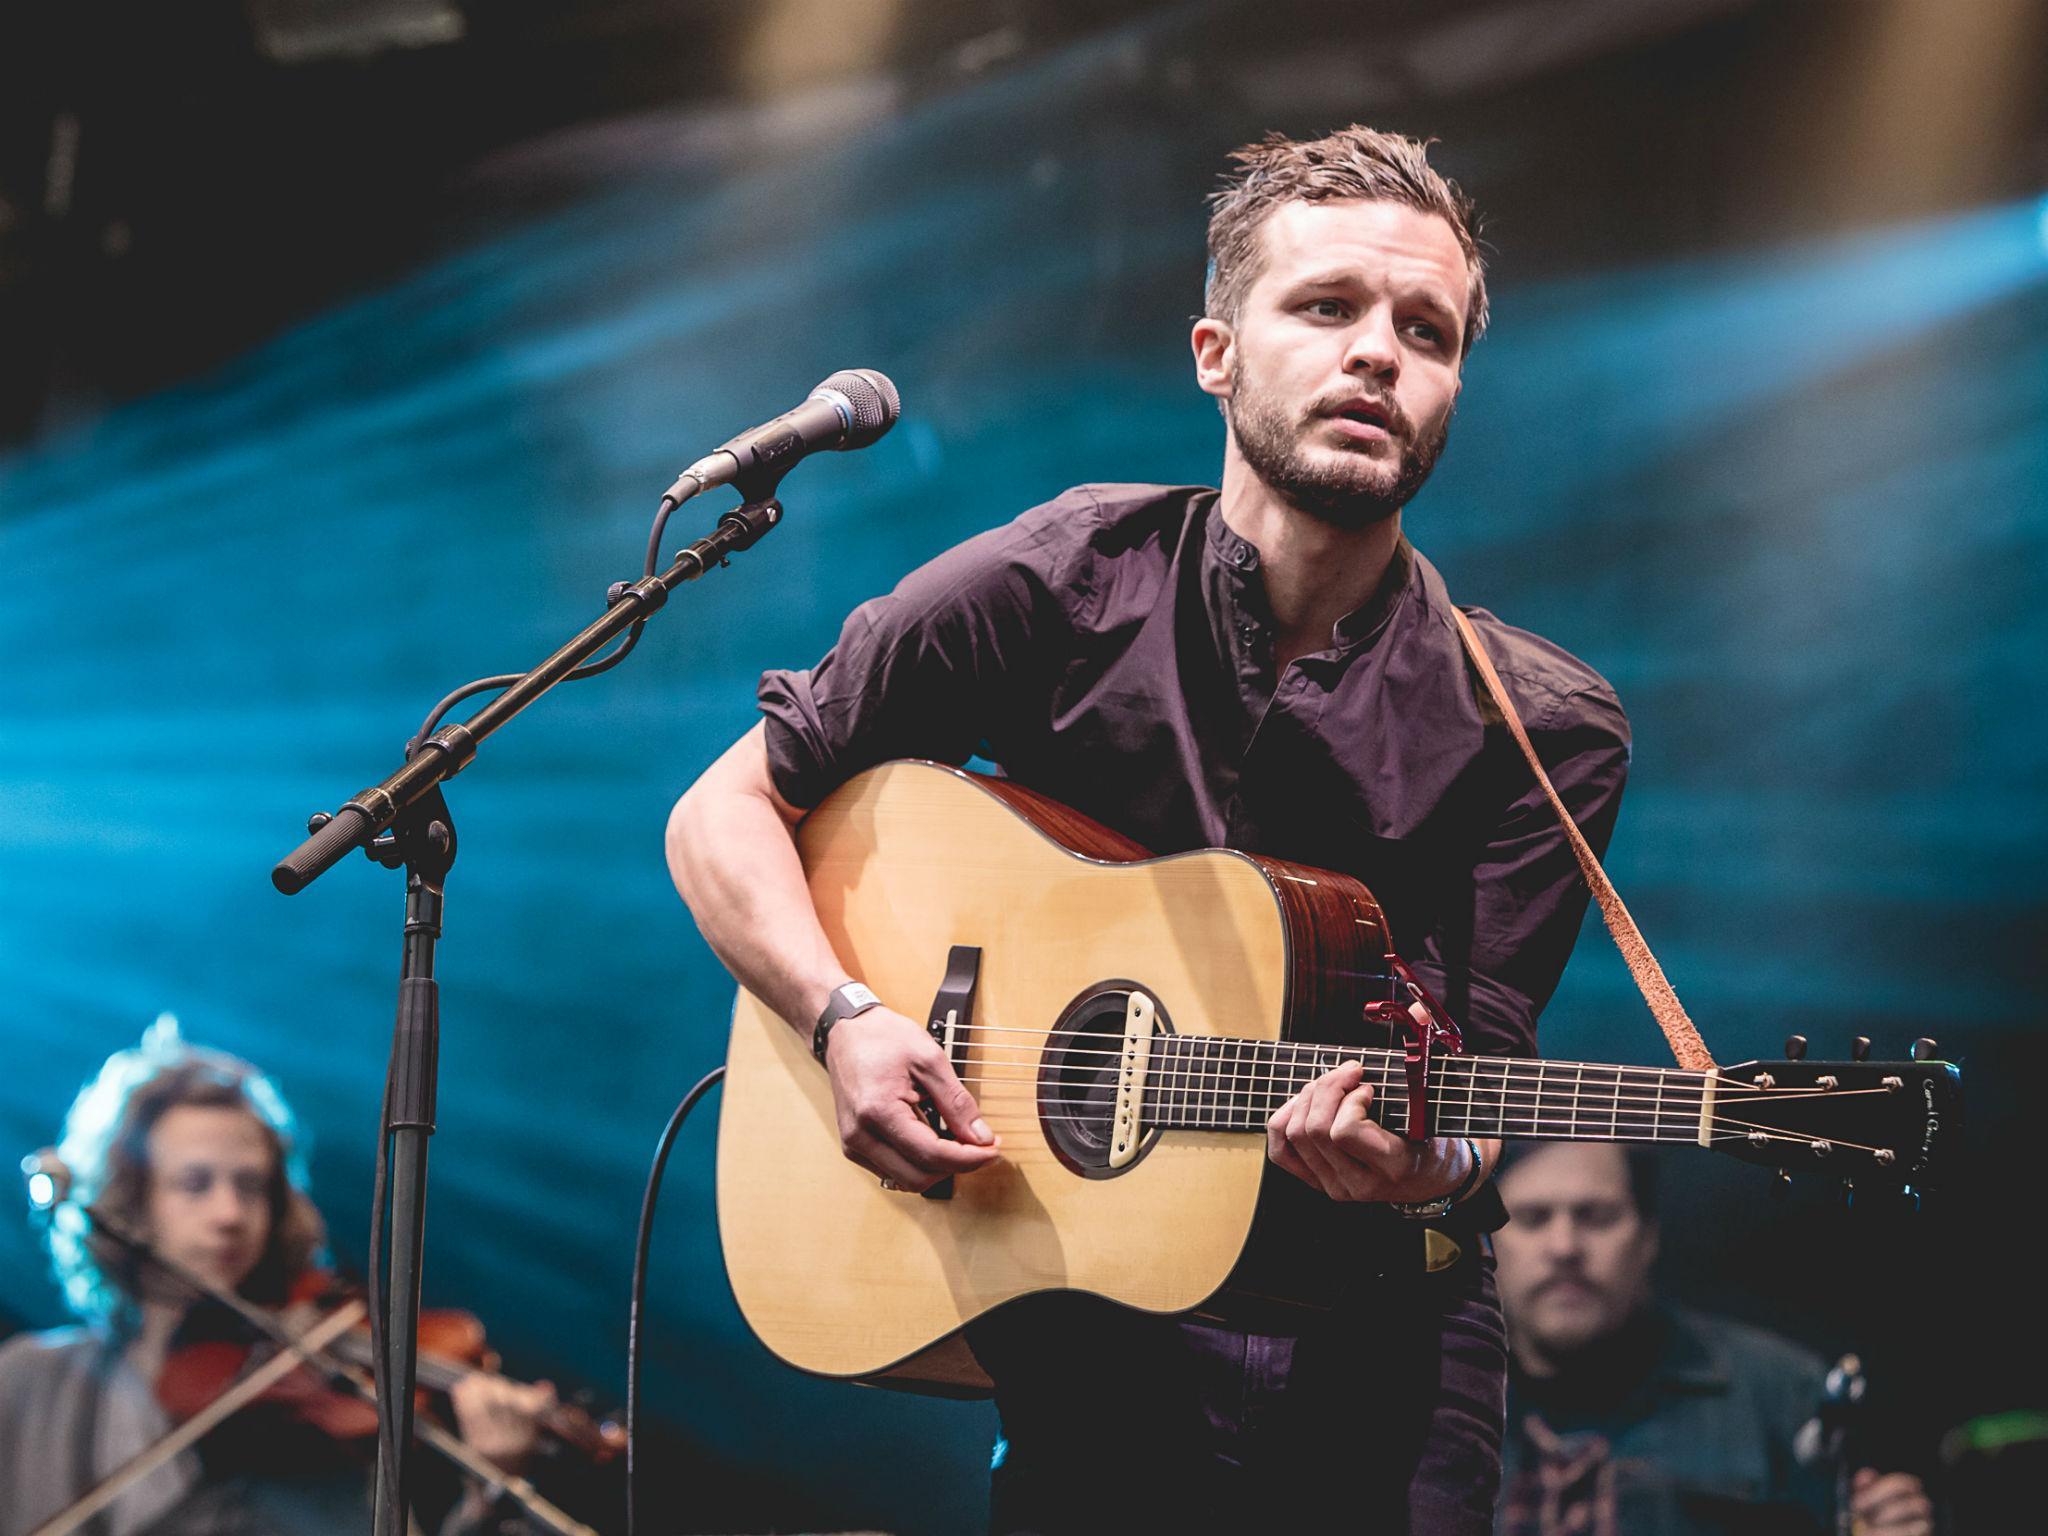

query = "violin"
(154, 1270), (624, 1463)
(22, 1161), (610, 1536)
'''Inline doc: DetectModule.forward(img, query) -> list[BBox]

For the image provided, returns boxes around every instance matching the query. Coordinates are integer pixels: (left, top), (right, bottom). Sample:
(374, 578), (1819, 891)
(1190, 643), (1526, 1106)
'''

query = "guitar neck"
(1148, 1036), (1710, 1145)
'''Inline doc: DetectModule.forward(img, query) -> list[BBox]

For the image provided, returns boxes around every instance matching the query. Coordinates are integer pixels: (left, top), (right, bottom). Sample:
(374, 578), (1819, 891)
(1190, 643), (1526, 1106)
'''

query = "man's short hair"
(1495, 1140), (1661, 1221)
(1204, 125), (1490, 359)
(47, 1018), (325, 1331)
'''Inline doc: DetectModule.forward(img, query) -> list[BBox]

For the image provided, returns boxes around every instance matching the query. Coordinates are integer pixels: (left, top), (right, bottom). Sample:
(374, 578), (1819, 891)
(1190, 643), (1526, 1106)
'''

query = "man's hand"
(1265, 1058), (1468, 1203)
(1850, 1468), (1933, 1536)
(449, 1372), (557, 1473)
(825, 1006), (1000, 1192)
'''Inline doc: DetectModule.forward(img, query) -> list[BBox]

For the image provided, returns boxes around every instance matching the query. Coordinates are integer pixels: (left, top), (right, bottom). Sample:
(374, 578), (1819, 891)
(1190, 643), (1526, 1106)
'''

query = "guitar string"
(952, 1039), (1876, 1086)
(953, 1055), (1813, 1099)
(954, 1080), (1891, 1122)
(945, 1033), (1851, 1097)
(959, 1115), (1858, 1152)
(956, 1019), (1922, 1075)
(948, 1056), (1873, 1108)
(949, 1080), (1894, 1147)
(965, 1102), (1848, 1146)
(942, 1077), (1880, 1139)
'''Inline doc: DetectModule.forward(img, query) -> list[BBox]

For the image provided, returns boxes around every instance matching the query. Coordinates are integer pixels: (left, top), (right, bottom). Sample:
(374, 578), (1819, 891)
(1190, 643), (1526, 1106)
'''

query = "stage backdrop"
(3, 16), (2043, 1535)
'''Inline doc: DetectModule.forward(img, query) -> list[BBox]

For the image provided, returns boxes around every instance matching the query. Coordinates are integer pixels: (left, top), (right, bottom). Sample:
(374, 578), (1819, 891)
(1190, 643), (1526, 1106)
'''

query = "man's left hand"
(449, 1373), (557, 1473)
(1265, 1058), (1467, 1203)
(1850, 1468), (1933, 1536)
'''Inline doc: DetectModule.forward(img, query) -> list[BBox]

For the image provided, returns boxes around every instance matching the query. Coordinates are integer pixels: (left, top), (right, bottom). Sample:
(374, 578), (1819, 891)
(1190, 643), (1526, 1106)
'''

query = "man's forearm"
(665, 726), (851, 1038)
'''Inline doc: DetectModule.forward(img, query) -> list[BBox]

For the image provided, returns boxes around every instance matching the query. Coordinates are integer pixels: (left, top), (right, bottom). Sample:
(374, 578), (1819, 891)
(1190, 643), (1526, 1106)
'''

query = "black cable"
(625, 1064), (724, 1536)
(367, 1054), (399, 1536)
(410, 489), (690, 750)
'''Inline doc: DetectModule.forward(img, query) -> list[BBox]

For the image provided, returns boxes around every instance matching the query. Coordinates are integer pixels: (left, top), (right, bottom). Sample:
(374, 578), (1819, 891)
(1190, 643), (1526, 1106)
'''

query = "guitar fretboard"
(1145, 1037), (1707, 1144)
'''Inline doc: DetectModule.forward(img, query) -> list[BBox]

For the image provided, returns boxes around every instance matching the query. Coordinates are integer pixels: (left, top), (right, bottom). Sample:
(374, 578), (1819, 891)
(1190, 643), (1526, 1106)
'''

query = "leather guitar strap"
(1452, 608), (1718, 1073)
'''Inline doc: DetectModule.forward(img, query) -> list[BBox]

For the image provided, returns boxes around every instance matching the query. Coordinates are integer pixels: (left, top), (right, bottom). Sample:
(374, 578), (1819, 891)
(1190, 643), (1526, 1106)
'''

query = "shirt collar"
(1201, 495), (1418, 653)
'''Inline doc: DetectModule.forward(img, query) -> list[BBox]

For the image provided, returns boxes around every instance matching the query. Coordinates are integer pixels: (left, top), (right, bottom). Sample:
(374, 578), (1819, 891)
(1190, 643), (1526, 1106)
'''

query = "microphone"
(666, 368), (901, 503)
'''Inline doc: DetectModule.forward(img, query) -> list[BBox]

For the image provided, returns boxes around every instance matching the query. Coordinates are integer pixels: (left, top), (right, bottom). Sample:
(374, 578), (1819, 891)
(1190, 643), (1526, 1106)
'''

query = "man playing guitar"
(669, 124), (1630, 1534)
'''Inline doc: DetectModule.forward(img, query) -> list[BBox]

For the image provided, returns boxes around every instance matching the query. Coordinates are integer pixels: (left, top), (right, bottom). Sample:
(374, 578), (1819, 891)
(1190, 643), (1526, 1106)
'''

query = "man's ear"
(1191, 317), (1235, 400)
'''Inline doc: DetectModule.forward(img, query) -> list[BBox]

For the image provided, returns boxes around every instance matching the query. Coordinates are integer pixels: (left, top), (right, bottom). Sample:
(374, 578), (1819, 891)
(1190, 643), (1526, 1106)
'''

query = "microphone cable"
(625, 1065), (725, 1536)
(407, 366), (896, 752)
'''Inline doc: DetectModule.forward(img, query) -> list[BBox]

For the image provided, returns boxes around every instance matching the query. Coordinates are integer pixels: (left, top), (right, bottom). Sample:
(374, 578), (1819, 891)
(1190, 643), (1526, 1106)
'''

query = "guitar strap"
(1451, 608), (1718, 1073)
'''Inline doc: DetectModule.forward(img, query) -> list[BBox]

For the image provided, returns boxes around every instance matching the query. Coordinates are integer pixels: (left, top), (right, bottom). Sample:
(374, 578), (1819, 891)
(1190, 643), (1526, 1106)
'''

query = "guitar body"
(715, 760), (1389, 1390)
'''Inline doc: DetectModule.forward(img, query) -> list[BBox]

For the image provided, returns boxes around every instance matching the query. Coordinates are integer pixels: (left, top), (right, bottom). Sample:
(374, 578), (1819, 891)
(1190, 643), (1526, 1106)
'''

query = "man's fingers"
(1267, 1138), (1319, 1191)
(1291, 1084), (1377, 1199)
(858, 1098), (1001, 1176)
(909, 1050), (999, 1147)
(1302, 1060), (1364, 1135)
(1267, 1096), (1327, 1194)
(1850, 1470), (1932, 1535)
(1330, 1084), (1407, 1165)
(1267, 1067), (1399, 1201)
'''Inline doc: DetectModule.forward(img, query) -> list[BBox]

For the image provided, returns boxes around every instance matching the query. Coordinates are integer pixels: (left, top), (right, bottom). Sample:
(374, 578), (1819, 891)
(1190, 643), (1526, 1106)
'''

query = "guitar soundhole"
(1039, 982), (1171, 1180)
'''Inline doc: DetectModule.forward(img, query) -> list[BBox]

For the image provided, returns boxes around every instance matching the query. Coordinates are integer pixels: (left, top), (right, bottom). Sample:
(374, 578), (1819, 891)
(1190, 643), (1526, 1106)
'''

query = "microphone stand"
(273, 486), (786, 1536)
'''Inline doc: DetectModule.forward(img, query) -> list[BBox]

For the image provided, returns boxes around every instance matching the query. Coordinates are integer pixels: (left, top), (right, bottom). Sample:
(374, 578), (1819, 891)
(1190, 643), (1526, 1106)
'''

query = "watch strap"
(811, 981), (882, 1064)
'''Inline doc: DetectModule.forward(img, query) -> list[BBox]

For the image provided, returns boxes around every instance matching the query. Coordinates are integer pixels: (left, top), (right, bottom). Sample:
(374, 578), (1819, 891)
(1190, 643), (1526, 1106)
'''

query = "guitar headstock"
(1707, 1039), (1962, 1201)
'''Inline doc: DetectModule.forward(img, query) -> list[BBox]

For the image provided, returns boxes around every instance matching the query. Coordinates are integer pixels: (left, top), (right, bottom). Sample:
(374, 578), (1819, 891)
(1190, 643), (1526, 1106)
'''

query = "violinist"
(0, 1022), (565, 1536)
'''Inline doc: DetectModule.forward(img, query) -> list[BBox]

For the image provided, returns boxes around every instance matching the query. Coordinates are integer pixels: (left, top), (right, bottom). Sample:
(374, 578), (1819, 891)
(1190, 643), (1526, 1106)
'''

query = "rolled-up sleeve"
(758, 499), (1087, 809)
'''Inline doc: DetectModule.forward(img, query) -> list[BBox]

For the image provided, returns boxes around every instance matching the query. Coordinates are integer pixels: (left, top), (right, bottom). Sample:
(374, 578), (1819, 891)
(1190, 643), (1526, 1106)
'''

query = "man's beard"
(1228, 375), (1451, 530)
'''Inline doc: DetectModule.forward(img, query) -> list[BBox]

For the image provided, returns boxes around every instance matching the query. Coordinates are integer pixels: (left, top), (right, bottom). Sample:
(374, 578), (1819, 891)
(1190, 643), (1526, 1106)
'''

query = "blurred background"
(2, 1), (2043, 1531)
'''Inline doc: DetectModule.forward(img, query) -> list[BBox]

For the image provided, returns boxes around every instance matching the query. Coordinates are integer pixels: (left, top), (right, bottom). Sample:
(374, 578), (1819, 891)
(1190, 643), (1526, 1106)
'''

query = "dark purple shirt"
(759, 482), (1629, 1065)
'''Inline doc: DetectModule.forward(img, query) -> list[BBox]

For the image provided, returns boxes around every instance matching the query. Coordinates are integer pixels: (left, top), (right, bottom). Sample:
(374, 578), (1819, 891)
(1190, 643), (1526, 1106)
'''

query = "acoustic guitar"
(715, 760), (1960, 1392)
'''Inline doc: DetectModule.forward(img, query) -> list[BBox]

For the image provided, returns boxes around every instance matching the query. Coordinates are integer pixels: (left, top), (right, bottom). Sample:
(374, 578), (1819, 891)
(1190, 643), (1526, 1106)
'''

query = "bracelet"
(1390, 1136), (1485, 1221)
(811, 982), (882, 1064)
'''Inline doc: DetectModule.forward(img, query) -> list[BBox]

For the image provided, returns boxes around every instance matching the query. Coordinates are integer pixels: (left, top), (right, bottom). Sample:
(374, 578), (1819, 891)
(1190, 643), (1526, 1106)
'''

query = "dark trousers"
(967, 1250), (1507, 1535)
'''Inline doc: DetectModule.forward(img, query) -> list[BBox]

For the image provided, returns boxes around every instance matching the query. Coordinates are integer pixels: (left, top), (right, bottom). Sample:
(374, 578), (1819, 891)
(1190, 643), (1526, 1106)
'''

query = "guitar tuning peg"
(1910, 1037), (1939, 1062)
(1901, 1185), (1921, 1214)
(1784, 1034), (1808, 1060)
(1851, 1036), (1872, 1062)
(1772, 1169), (1793, 1197)
(1841, 1178), (1856, 1210)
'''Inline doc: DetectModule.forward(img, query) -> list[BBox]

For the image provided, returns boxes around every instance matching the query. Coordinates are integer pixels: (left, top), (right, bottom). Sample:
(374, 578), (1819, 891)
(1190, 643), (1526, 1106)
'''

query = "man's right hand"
(824, 1005), (1001, 1192)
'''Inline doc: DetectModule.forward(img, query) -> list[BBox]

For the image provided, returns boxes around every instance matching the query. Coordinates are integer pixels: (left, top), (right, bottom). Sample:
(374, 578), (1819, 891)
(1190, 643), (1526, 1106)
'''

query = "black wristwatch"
(811, 982), (882, 1064)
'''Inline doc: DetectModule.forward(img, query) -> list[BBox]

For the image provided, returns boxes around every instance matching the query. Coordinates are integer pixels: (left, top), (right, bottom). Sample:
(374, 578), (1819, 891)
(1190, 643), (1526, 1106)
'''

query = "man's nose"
(1343, 307), (1400, 381)
(1542, 1217), (1588, 1258)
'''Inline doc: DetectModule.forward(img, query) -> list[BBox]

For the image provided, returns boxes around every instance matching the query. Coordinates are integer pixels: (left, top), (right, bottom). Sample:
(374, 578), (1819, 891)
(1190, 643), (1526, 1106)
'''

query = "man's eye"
(232, 1172), (269, 1201)
(1404, 320), (1444, 345)
(1304, 299), (1347, 319)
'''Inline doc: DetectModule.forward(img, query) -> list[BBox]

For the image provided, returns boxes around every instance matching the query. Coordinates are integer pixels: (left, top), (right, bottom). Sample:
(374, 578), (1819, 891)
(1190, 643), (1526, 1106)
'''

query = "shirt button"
(1237, 621), (1257, 643)
(1232, 546), (1254, 570)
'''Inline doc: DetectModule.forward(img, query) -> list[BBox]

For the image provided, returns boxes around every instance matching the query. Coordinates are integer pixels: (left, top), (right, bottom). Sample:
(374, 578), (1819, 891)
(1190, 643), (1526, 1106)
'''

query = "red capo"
(1359, 954), (1465, 1141)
